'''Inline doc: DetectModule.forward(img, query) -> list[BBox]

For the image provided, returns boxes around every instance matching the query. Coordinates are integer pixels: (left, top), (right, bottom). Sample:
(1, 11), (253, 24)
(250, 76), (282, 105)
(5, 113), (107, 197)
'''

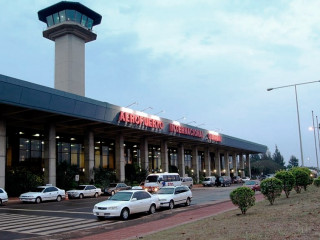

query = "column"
(44, 124), (56, 185)
(177, 144), (185, 177)
(115, 134), (125, 182)
(239, 154), (245, 178)
(161, 140), (168, 173)
(192, 146), (199, 183)
(246, 153), (251, 178)
(232, 153), (238, 177)
(140, 138), (149, 172)
(214, 149), (221, 176)
(84, 131), (95, 182)
(204, 147), (211, 176)
(0, 119), (6, 189)
(224, 151), (230, 177)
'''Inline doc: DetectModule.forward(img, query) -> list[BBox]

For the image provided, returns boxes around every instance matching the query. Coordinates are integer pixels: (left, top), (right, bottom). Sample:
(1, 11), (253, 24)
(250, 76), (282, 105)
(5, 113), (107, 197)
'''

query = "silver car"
(156, 186), (192, 209)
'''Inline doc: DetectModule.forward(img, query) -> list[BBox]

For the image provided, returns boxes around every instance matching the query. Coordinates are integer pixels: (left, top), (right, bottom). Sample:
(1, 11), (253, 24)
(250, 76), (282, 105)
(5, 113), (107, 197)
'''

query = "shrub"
(300, 167), (313, 190)
(313, 177), (320, 187)
(94, 167), (117, 188)
(289, 167), (310, 193)
(275, 170), (295, 198)
(260, 177), (283, 205)
(230, 187), (255, 214)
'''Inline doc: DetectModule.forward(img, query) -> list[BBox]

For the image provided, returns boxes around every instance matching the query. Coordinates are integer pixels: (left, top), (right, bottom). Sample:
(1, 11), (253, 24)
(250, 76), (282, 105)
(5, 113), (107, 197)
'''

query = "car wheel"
(56, 195), (62, 202)
(79, 193), (84, 199)
(121, 208), (130, 220)
(97, 216), (105, 221)
(185, 197), (191, 206)
(149, 204), (156, 214)
(94, 192), (98, 198)
(111, 191), (115, 196)
(169, 200), (174, 209)
(35, 197), (41, 204)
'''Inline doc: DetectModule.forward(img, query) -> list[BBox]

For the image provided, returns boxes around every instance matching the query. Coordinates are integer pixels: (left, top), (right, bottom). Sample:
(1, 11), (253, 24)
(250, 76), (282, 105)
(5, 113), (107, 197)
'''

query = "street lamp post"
(267, 80), (320, 167)
(311, 111), (319, 171)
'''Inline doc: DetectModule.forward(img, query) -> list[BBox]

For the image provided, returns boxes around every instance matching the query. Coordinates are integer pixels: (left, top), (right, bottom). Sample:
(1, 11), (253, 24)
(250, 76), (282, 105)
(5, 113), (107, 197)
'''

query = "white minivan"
(144, 173), (181, 192)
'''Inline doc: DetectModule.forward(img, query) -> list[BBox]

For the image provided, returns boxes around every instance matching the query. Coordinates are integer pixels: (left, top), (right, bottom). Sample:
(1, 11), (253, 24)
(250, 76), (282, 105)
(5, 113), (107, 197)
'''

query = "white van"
(181, 177), (193, 189)
(144, 173), (181, 192)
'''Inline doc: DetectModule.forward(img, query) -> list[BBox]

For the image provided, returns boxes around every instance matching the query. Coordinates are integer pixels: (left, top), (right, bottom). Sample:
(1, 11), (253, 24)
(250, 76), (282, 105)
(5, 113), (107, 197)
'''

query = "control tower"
(38, 1), (102, 96)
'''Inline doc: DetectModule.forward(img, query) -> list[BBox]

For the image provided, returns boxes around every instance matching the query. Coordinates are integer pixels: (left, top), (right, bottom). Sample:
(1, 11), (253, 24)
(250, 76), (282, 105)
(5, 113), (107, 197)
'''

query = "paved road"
(0, 185), (240, 240)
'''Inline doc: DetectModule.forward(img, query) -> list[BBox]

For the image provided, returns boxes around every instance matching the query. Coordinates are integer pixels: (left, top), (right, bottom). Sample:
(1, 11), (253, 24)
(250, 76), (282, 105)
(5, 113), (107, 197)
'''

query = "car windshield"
(204, 178), (211, 181)
(108, 183), (117, 188)
(157, 188), (174, 194)
(75, 186), (86, 190)
(109, 192), (132, 201)
(245, 181), (256, 185)
(30, 187), (45, 192)
(146, 176), (158, 182)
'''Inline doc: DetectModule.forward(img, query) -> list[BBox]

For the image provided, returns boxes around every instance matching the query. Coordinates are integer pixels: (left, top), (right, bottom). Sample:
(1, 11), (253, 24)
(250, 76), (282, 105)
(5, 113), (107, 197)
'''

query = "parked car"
(67, 185), (102, 199)
(103, 183), (131, 196)
(258, 175), (267, 181)
(202, 176), (216, 187)
(93, 189), (160, 220)
(242, 176), (251, 182)
(216, 176), (232, 187)
(19, 184), (65, 204)
(156, 186), (192, 209)
(181, 177), (193, 189)
(0, 188), (8, 205)
(243, 180), (261, 192)
(232, 176), (242, 184)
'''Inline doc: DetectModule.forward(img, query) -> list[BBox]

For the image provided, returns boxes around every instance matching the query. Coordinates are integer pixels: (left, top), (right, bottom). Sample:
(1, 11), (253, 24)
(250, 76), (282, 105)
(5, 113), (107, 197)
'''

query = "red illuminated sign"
(169, 123), (204, 138)
(207, 133), (222, 142)
(118, 111), (164, 129)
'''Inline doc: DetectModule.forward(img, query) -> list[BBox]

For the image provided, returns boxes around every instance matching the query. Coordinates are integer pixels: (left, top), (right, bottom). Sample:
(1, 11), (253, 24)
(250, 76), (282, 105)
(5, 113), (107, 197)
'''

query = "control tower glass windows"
(44, 10), (94, 30)
(66, 10), (75, 21)
(75, 11), (82, 24)
(46, 15), (54, 27)
(81, 15), (87, 27)
(59, 10), (66, 22)
(53, 13), (60, 25)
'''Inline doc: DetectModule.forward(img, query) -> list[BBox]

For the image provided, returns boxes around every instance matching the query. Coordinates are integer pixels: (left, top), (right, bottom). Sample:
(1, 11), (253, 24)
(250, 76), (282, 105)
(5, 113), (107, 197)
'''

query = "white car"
(242, 177), (251, 182)
(0, 188), (8, 205)
(93, 189), (160, 220)
(67, 185), (101, 199)
(156, 186), (192, 209)
(19, 185), (65, 204)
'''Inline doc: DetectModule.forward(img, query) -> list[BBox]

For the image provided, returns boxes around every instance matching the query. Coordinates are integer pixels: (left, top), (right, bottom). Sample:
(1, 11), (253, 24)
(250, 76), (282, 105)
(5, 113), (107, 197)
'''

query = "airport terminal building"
(0, 2), (267, 189)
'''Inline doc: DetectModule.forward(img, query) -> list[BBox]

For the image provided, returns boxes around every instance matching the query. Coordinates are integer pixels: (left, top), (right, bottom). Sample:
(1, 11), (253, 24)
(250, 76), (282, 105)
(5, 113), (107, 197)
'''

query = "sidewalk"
(77, 193), (264, 240)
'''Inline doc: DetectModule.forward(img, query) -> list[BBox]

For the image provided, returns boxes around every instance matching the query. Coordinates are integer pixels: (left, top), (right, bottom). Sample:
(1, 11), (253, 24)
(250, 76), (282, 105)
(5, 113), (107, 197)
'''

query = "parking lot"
(0, 185), (240, 240)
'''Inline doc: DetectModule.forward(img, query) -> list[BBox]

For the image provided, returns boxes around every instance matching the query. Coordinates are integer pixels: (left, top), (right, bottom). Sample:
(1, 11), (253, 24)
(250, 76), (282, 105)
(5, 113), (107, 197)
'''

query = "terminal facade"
(0, 2), (267, 189)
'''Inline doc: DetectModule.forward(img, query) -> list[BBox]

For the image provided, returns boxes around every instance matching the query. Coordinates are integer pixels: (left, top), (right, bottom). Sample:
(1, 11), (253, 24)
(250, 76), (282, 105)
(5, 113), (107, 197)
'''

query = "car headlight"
(108, 206), (118, 210)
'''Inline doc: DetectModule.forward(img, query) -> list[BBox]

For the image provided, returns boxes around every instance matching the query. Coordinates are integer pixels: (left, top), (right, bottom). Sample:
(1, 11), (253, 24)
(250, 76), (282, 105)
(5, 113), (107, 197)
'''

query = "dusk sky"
(1, 0), (320, 168)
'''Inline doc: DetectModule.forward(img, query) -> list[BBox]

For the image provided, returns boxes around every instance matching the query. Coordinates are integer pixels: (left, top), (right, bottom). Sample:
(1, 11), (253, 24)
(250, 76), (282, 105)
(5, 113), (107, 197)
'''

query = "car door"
(85, 186), (93, 197)
(138, 191), (152, 212)
(174, 187), (185, 204)
(131, 192), (144, 213)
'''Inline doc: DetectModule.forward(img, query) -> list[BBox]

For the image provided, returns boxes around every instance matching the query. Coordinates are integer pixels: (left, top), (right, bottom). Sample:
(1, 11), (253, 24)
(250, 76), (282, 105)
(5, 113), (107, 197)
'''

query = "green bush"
(313, 177), (320, 187)
(230, 187), (255, 214)
(5, 167), (44, 197)
(289, 167), (310, 193)
(275, 170), (295, 198)
(300, 167), (313, 190)
(260, 177), (283, 205)
(94, 167), (117, 188)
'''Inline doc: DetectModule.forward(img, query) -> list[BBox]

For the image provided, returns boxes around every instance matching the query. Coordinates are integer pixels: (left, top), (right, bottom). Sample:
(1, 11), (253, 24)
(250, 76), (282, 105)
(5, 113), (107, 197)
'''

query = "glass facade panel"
(75, 11), (82, 23)
(53, 13), (60, 24)
(46, 15), (54, 27)
(66, 10), (75, 21)
(81, 15), (87, 27)
(86, 18), (93, 29)
(59, 10), (66, 22)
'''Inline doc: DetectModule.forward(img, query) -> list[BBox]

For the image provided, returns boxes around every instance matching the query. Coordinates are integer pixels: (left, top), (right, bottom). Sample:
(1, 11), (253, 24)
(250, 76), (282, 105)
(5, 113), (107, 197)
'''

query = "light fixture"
(175, 117), (186, 121)
(140, 106), (153, 112)
(154, 110), (165, 115)
(186, 121), (196, 125)
(125, 101), (138, 108)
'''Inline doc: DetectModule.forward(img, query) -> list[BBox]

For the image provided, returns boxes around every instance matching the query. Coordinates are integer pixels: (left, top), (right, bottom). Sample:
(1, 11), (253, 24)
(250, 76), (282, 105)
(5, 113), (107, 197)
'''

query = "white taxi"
(67, 185), (101, 199)
(93, 189), (159, 220)
(19, 184), (65, 204)
(0, 188), (8, 205)
(156, 186), (192, 209)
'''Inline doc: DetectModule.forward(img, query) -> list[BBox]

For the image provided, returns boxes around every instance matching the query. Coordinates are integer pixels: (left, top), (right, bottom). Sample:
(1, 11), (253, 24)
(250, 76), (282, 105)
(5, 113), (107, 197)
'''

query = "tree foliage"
(230, 187), (255, 214)
(289, 167), (310, 193)
(260, 177), (283, 205)
(275, 170), (295, 198)
(313, 177), (320, 187)
(272, 145), (285, 167)
(287, 155), (299, 169)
